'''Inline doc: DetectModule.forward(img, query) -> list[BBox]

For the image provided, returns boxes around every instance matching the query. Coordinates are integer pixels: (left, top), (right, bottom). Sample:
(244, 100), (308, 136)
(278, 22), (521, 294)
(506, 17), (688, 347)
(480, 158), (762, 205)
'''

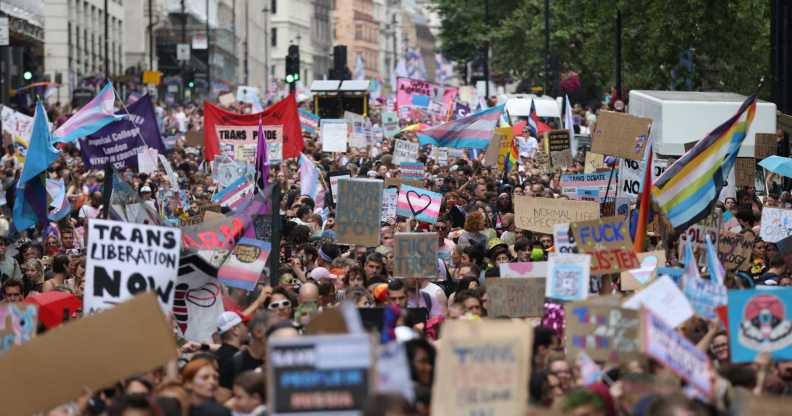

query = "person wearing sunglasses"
(265, 287), (295, 322)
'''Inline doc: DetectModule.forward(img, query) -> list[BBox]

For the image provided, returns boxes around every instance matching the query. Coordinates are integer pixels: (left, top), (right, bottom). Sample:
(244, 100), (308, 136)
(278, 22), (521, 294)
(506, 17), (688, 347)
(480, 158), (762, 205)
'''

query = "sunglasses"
(268, 300), (292, 310)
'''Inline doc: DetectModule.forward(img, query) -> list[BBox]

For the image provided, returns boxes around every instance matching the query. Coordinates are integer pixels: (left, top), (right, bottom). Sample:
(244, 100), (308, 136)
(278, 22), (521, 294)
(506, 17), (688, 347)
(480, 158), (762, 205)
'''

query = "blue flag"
(13, 102), (61, 231)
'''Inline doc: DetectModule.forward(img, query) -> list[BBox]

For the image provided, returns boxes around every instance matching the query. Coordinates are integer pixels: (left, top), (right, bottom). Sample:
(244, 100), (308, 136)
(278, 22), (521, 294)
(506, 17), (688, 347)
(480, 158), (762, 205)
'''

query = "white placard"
(760, 207), (792, 243)
(623, 275), (694, 328)
(393, 139), (419, 165)
(84, 219), (181, 314)
(321, 119), (349, 153)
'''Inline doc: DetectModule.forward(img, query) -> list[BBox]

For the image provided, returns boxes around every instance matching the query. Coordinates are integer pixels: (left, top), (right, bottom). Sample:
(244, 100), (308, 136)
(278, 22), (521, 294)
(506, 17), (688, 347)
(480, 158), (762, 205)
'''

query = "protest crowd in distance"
(2, 77), (792, 416)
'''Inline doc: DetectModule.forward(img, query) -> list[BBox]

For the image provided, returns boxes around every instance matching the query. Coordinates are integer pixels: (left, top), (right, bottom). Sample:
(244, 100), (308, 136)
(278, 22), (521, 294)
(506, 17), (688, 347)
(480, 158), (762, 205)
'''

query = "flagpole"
(110, 84), (157, 160)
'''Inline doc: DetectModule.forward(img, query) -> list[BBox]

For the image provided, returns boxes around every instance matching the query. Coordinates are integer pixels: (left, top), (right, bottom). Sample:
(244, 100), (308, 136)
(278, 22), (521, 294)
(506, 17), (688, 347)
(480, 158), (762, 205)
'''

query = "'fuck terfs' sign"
(571, 216), (639, 275)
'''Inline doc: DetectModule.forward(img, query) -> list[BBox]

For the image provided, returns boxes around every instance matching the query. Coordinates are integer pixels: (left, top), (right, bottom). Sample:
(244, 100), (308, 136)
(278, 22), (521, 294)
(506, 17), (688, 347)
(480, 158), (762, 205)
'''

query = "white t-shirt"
(79, 204), (101, 220)
(517, 136), (538, 158)
(174, 111), (188, 133)
(421, 282), (447, 318)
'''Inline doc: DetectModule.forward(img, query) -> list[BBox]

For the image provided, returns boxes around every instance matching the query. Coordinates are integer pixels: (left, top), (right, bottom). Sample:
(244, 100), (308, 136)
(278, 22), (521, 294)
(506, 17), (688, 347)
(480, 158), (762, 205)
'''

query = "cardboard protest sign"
(432, 319), (533, 416)
(728, 288), (792, 362)
(620, 251), (666, 291)
(553, 223), (577, 254)
(396, 77), (458, 110)
(560, 171), (618, 202)
(742, 394), (792, 415)
(565, 297), (641, 364)
(735, 157), (756, 188)
(514, 197), (599, 234)
(84, 219), (181, 314)
(483, 137), (501, 167)
(216, 124), (283, 163)
(381, 188), (398, 222)
(320, 119), (348, 152)
(396, 185), (442, 224)
(267, 333), (373, 415)
(640, 308), (712, 396)
(678, 208), (721, 264)
(584, 152), (608, 173)
(0, 303), (37, 355)
(0, 293), (177, 416)
(399, 161), (425, 182)
(382, 111), (400, 138)
(571, 216), (640, 275)
(218, 238), (271, 291)
(544, 129), (571, 153)
(328, 170), (351, 204)
(551, 149), (574, 169)
(718, 231), (754, 272)
(485, 278), (546, 317)
(376, 341), (415, 402)
(394, 233), (438, 278)
(546, 253), (591, 301)
(345, 111), (369, 148)
(174, 254), (226, 342)
(384, 177), (423, 188)
(617, 158), (643, 203)
(495, 127), (514, 171)
(186, 129), (204, 147)
(623, 276), (694, 328)
(760, 207), (792, 243)
(335, 178), (383, 247)
(591, 111), (652, 161)
(219, 92), (236, 106)
(755, 133), (777, 160)
(392, 139), (419, 164)
(682, 274), (727, 320)
(430, 146), (449, 166)
(499, 262), (547, 278)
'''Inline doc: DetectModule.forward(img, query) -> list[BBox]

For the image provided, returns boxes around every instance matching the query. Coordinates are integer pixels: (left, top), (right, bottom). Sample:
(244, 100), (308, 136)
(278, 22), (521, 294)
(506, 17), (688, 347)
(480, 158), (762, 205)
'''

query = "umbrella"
(26, 291), (81, 329)
(759, 155), (792, 178)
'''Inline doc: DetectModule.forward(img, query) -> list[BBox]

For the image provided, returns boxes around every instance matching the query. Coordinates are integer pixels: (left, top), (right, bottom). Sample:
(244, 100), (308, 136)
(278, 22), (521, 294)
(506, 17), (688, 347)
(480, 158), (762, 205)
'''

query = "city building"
(269, 0), (318, 86)
(334, 0), (381, 80)
(0, 0), (46, 105)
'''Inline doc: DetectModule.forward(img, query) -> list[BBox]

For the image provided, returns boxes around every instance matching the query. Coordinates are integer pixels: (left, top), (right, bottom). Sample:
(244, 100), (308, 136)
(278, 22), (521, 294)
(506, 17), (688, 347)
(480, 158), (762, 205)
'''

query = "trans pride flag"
(417, 104), (504, 150)
(52, 82), (125, 143)
(298, 109), (320, 135)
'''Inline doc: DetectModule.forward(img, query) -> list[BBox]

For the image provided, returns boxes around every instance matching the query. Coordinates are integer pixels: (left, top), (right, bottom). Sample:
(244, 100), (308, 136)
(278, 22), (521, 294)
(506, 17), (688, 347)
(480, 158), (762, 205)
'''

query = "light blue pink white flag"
(299, 153), (322, 202)
(52, 82), (125, 143)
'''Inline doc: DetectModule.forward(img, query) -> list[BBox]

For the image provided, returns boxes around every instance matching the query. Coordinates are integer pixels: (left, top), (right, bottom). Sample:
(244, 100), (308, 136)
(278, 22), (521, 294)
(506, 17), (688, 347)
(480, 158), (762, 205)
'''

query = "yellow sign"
(142, 71), (161, 85)
(495, 127), (514, 172)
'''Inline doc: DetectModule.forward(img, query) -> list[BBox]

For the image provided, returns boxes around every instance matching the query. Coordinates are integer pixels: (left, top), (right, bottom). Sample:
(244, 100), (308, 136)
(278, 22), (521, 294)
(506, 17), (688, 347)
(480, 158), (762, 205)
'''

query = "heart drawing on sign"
(628, 255), (658, 285)
(406, 190), (433, 217)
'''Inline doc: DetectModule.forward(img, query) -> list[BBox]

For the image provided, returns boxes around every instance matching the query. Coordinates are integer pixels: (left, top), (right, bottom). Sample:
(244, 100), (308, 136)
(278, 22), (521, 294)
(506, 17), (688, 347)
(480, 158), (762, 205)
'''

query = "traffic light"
(285, 45), (300, 84)
(23, 71), (33, 81)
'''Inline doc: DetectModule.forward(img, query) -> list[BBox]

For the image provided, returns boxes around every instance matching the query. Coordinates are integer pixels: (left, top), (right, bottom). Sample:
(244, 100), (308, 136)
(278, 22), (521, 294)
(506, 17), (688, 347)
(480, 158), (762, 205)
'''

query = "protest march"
(2, 33), (792, 416)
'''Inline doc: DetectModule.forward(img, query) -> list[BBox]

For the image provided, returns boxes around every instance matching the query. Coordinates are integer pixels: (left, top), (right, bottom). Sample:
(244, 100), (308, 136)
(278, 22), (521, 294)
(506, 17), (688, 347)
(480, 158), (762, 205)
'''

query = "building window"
(355, 23), (362, 40)
(271, 28), (277, 47)
(270, 0), (276, 14)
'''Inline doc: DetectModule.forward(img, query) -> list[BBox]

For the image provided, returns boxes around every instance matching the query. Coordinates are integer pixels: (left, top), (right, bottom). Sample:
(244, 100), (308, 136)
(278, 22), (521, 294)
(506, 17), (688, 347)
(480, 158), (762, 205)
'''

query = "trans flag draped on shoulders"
(417, 104), (504, 150)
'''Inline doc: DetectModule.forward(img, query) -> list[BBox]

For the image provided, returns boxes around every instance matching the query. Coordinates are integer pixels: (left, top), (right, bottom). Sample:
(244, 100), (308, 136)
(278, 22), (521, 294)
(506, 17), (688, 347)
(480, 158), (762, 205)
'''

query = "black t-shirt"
(214, 343), (238, 368)
(218, 348), (263, 389)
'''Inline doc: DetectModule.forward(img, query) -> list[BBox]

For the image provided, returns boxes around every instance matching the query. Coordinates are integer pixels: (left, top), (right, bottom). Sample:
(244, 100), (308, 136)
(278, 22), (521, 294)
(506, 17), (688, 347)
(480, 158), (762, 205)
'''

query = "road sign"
(177, 44), (190, 61)
(192, 34), (207, 50)
(0, 18), (9, 46)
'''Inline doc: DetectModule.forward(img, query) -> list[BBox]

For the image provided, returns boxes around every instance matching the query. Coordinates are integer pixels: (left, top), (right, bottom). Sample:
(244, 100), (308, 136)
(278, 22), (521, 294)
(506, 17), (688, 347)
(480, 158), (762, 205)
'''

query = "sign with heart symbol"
(621, 250), (666, 291)
(396, 184), (442, 224)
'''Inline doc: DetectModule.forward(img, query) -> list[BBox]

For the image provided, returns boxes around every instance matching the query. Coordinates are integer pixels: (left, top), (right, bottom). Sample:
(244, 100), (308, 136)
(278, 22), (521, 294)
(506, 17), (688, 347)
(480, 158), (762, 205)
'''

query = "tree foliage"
(432, 0), (770, 100)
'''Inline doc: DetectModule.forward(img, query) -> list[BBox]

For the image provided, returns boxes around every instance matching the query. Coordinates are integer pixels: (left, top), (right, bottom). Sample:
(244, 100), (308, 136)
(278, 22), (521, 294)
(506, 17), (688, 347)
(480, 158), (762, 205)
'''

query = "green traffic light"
(285, 74), (294, 83)
(23, 71), (33, 81)
(294, 73), (300, 81)
(188, 81), (195, 88)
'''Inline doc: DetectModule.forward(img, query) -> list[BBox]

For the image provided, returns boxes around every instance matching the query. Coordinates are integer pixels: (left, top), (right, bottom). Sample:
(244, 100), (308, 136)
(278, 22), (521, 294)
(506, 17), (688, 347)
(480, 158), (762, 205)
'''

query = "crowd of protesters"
(1, 87), (791, 416)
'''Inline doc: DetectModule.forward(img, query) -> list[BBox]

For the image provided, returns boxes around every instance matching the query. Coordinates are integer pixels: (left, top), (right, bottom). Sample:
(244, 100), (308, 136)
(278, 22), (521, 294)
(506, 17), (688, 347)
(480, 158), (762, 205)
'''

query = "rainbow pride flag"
(652, 94), (757, 231)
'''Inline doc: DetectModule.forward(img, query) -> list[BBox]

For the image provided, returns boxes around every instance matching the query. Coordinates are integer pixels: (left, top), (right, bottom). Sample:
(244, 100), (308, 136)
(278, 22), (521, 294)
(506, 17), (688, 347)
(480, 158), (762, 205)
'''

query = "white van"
(505, 94), (563, 128)
(628, 90), (777, 157)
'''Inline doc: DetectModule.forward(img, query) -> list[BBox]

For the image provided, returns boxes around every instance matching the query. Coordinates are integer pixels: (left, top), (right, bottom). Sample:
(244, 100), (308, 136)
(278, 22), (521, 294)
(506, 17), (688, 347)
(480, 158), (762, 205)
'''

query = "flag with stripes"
(652, 94), (757, 231)
(298, 109), (320, 135)
(52, 82), (125, 143)
(417, 104), (504, 150)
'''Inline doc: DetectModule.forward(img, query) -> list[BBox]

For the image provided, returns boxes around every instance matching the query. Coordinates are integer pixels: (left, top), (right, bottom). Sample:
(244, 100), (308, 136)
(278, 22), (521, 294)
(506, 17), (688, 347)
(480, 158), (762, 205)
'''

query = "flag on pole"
(299, 154), (322, 201)
(633, 141), (653, 252)
(417, 104), (504, 150)
(13, 102), (60, 231)
(298, 108), (320, 135)
(705, 234), (725, 285)
(354, 53), (365, 80)
(564, 94), (577, 154)
(52, 82), (125, 143)
(527, 100), (551, 138)
(652, 94), (757, 231)
(255, 118), (269, 191)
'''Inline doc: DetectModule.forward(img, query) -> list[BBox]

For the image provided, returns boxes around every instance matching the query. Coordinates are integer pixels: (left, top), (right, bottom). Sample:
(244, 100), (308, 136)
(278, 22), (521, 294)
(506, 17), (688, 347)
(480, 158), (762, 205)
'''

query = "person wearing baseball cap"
(215, 311), (247, 391)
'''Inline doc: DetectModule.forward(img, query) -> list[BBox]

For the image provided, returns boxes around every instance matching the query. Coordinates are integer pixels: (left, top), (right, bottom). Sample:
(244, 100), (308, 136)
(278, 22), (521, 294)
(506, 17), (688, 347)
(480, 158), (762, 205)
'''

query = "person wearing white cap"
(215, 311), (247, 392)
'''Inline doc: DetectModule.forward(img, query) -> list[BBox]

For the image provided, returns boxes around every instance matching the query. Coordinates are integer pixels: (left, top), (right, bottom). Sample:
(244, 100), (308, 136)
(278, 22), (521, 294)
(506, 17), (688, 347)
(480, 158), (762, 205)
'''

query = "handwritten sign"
(735, 157), (756, 188)
(682, 274), (727, 320)
(728, 288), (792, 362)
(382, 111), (400, 138)
(514, 197), (599, 234)
(620, 251), (665, 291)
(545, 129), (571, 153)
(320, 119), (348, 152)
(546, 253), (591, 301)
(432, 320), (533, 416)
(560, 171), (618, 202)
(623, 276), (694, 328)
(551, 150), (574, 169)
(393, 139), (419, 164)
(335, 178), (383, 247)
(495, 127), (514, 171)
(394, 233), (438, 278)
(381, 188), (398, 222)
(499, 262), (547, 278)
(755, 133), (777, 160)
(566, 298), (641, 364)
(678, 208), (721, 265)
(268, 333), (372, 415)
(571, 216), (639, 275)
(717, 231), (754, 272)
(584, 152), (608, 173)
(85, 219), (181, 314)
(640, 308), (712, 396)
(396, 185), (442, 224)
(399, 161), (425, 182)
(760, 207), (792, 243)
(0, 303), (37, 355)
(591, 111), (652, 161)
(485, 278), (546, 318)
(217, 238), (271, 291)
